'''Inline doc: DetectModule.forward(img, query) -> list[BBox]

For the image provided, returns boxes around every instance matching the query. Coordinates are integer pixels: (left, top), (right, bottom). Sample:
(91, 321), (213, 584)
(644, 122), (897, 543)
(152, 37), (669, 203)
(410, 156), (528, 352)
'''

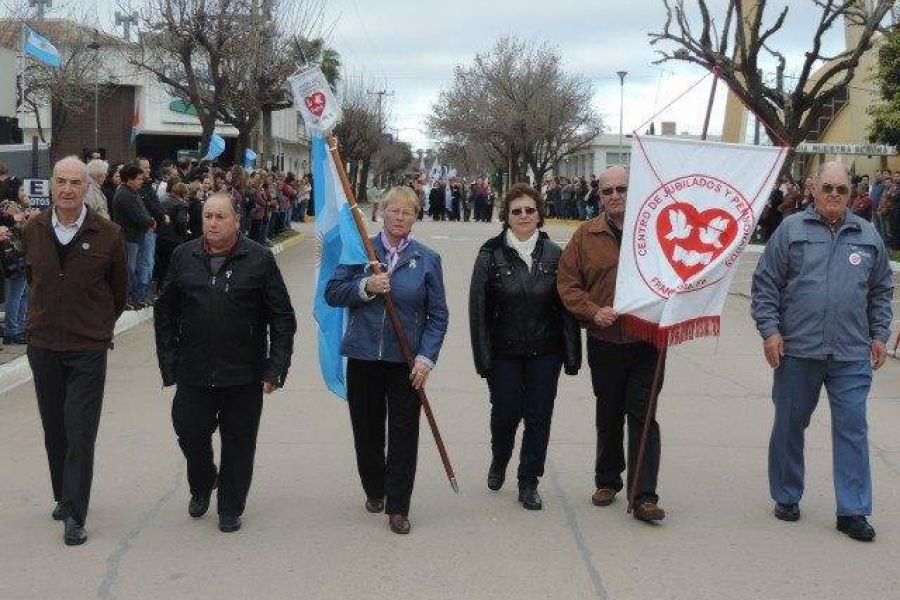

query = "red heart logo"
(304, 92), (326, 117)
(656, 202), (738, 282)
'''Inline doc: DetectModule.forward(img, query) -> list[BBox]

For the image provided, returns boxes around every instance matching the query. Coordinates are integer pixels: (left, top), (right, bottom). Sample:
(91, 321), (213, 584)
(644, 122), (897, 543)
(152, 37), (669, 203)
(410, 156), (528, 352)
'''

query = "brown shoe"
(633, 501), (666, 522)
(388, 513), (411, 535)
(591, 487), (618, 507)
(365, 498), (384, 513)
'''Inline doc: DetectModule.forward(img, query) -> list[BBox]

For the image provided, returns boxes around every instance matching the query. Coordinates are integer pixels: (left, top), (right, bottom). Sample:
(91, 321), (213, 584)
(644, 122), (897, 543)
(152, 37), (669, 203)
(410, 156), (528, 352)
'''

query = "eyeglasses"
(601, 186), (628, 196)
(510, 207), (537, 216)
(821, 183), (850, 196)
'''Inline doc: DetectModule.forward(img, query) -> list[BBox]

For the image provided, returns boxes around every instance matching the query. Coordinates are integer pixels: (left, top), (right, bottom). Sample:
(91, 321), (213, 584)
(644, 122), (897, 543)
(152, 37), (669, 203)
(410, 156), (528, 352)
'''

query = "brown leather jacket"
(23, 207), (129, 351)
(557, 217), (641, 344)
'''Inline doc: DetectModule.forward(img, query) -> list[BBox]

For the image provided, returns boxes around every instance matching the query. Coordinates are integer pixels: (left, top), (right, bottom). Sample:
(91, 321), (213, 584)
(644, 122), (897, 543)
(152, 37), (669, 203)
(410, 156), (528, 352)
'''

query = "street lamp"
(88, 36), (101, 153)
(617, 70), (628, 165)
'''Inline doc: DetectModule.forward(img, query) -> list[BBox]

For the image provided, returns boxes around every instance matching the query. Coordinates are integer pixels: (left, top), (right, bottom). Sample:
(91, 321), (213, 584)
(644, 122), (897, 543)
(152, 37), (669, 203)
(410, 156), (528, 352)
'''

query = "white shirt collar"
(51, 203), (87, 232)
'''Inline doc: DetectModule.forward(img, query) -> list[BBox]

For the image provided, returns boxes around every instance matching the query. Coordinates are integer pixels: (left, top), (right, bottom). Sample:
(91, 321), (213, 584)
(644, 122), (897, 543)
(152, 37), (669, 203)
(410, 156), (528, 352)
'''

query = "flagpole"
(327, 135), (459, 495)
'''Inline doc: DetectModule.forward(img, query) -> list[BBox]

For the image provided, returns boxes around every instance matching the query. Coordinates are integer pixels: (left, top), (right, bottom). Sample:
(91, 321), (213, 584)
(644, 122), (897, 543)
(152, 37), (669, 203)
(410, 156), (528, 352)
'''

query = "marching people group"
(20, 153), (893, 546)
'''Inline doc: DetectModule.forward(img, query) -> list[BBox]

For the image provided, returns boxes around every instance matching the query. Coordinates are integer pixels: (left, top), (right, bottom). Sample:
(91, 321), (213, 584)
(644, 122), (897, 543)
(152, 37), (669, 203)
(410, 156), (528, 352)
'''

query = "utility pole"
(617, 71), (628, 165)
(115, 11), (138, 42)
(29, 0), (51, 19)
(367, 89), (394, 132)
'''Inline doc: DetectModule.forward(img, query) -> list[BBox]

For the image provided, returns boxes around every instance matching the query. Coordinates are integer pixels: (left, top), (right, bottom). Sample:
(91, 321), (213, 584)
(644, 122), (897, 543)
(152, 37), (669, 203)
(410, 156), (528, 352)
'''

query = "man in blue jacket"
(752, 162), (893, 542)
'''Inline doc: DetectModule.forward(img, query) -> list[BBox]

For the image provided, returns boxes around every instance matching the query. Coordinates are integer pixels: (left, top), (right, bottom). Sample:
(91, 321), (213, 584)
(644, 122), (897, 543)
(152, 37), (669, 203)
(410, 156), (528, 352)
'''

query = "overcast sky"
(77, 0), (855, 149)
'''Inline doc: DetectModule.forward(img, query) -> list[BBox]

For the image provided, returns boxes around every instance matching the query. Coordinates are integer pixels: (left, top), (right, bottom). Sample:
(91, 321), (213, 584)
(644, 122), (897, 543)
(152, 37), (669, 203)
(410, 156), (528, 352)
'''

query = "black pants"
(347, 359), (421, 516)
(587, 338), (663, 504)
(28, 347), (108, 524)
(488, 354), (562, 489)
(172, 382), (263, 517)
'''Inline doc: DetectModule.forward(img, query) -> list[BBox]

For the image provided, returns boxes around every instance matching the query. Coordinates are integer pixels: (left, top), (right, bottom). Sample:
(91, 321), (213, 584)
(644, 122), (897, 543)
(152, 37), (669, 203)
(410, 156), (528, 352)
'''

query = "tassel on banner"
(621, 314), (721, 349)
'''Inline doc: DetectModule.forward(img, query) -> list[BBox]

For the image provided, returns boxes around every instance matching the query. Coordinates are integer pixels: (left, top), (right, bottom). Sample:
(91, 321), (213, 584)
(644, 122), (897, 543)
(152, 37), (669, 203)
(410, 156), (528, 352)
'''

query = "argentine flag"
(312, 135), (367, 399)
(22, 26), (61, 68)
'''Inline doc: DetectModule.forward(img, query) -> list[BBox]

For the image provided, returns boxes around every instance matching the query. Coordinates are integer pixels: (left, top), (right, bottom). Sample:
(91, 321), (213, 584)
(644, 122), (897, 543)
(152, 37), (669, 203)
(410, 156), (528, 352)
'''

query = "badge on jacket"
(409, 259), (416, 270)
(81, 242), (90, 250)
(849, 252), (861, 266)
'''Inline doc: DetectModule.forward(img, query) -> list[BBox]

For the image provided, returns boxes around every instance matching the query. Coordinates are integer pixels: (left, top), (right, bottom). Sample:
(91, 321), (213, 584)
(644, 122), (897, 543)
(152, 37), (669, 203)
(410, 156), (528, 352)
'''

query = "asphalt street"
(2, 219), (900, 600)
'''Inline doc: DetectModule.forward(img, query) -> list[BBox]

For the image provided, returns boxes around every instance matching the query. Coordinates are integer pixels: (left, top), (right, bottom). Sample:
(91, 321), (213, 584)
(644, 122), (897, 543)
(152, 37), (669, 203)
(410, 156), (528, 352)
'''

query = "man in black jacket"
(154, 192), (296, 533)
(112, 163), (153, 309)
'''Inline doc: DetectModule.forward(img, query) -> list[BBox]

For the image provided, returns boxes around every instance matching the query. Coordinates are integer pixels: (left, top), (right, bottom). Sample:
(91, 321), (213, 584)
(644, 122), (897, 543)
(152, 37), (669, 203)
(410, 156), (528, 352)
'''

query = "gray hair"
(86, 159), (109, 180)
(53, 155), (89, 182)
(815, 161), (850, 183)
(205, 191), (239, 216)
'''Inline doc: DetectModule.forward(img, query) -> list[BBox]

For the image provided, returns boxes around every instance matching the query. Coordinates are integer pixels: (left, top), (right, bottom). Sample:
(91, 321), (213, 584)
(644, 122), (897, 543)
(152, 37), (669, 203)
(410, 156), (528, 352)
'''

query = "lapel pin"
(81, 242), (90, 250)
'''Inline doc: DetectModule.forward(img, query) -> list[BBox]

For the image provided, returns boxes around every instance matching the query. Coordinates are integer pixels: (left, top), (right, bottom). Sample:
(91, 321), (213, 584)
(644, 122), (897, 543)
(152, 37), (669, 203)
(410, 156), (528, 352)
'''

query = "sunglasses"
(821, 183), (850, 196)
(601, 186), (628, 196)
(510, 207), (537, 216)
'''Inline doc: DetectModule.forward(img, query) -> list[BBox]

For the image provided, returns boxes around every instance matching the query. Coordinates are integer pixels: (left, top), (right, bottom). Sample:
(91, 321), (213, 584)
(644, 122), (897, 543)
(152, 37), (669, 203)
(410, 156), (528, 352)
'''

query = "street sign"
(796, 142), (897, 156)
(24, 178), (50, 208)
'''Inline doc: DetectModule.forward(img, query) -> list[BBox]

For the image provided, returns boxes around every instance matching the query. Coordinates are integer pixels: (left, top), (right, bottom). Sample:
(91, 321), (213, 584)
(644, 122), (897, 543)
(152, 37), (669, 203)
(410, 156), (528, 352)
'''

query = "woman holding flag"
(325, 186), (449, 535)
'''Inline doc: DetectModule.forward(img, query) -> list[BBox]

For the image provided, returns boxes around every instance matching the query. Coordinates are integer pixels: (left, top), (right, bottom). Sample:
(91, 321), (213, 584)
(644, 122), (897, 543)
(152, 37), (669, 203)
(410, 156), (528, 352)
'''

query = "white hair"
(815, 161), (850, 183)
(86, 158), (109, 180)
(53, 155), (89, 182)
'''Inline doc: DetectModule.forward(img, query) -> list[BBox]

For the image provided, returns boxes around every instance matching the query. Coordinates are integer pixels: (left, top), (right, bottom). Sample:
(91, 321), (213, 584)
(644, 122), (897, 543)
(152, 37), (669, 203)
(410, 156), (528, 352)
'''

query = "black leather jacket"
(153, 235), (297, 388)
(469, 231), (581, 377)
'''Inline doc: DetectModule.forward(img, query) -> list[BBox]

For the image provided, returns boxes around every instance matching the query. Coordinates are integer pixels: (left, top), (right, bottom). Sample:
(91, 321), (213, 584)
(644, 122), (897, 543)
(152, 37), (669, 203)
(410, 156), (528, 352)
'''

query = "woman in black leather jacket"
(469, 183), (581, 511)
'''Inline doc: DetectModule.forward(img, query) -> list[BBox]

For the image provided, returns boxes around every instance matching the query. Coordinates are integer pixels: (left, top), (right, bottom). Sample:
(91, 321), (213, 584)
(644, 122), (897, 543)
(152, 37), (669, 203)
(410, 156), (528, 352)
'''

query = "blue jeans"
(135, 231), (156, 302)
(4, 275), (28, 337)
(769, 356), (873, 516)
(125, 241), (141, 303)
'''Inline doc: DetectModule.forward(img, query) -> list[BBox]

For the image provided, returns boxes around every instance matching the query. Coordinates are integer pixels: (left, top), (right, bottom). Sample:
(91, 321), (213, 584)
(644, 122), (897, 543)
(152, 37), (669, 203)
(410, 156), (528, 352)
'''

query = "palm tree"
(289, 36), (341, 87)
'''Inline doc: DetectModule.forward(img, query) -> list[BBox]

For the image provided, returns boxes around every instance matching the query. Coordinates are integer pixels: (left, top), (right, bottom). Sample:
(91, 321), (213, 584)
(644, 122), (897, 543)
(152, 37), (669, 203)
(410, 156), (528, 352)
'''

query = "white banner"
(613, 135), (786, 347)
(289, 66), (342, 134)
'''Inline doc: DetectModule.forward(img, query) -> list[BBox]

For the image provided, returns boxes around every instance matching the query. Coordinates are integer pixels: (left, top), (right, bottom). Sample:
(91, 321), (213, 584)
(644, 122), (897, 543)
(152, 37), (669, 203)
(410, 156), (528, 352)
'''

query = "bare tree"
(333, 79), (388, 201)
(650, 0), (894, 172)
(372, 140), (413, 187)
(130, 0), (243, 156)
(429, 36), (602, 185)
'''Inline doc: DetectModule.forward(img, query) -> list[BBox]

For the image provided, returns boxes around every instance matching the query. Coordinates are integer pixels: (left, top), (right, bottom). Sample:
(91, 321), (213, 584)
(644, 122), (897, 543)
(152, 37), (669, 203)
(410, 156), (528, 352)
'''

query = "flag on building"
(129, 95), (141, 144)
(312, 135), (368, 399)
(22, 26), (61, 68)
(613, 134), (786, 347)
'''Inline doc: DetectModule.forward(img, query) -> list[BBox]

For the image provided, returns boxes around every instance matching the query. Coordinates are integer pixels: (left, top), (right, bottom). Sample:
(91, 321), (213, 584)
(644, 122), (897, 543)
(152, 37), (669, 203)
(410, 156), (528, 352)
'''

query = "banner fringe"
(621, 314), (721, 349)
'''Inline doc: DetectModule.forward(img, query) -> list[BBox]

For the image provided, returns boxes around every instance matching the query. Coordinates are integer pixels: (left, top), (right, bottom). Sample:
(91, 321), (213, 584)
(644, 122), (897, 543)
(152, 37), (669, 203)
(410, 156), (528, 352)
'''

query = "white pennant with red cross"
(613, 134), (786, 347)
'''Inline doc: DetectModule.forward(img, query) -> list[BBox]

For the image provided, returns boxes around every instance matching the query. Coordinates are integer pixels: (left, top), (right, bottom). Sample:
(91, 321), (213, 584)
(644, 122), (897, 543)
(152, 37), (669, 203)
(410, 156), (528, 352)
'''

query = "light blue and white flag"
(202, 133), (225, 161)
(312, 135), (368, 400)
(244, 148), (257, 170)
(22, 26), (61, 67)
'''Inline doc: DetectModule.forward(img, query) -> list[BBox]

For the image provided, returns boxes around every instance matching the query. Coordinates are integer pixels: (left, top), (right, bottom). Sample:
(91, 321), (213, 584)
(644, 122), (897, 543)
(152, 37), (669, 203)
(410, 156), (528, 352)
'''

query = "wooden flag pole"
(327, 135), (459, 494)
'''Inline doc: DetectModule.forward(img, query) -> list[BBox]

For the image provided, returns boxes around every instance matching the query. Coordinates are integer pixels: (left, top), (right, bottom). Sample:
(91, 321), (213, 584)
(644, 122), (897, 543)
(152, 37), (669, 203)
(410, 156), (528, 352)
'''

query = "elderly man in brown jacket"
(557, 165), (666, 523)
(23, 156), (128, 546)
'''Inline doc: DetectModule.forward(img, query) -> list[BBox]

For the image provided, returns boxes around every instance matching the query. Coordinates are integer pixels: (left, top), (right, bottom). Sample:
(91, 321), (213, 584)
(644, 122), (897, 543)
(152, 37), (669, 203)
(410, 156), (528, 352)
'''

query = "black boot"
(218, 514), (242, 533)
(189, 488), (213, 518)
(487, 459), (507, 491)
(63, 516), (87, 546)
(518, 486), (543, 511)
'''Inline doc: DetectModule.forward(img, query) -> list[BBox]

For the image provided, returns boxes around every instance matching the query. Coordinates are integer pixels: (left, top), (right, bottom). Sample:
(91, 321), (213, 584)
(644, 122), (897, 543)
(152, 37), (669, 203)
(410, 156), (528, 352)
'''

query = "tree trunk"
(235, 128), (252, 166)
(358, 159), (371, 202)
(349, 161), (359, 197)
(198, 113), (217, 157)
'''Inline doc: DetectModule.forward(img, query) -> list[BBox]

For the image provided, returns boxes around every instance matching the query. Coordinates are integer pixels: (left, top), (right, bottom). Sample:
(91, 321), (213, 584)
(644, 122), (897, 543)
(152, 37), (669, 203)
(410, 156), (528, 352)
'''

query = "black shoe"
(188, 489), (213, 518)
(365, 498), (385, 513)
(487, 459), (507, 491)
(773, 502), (800, 522)
(63, 516), (87, 546)
(51, 502), (66, 521)
(836, 516), (875, 541)
(218, 514), (241, 533)
(518, 487), (543, 511)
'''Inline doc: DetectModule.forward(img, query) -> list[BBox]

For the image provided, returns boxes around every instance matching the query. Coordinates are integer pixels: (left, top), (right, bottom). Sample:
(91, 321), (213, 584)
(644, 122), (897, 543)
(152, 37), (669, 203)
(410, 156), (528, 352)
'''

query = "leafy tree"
(869, 24), (900, 146)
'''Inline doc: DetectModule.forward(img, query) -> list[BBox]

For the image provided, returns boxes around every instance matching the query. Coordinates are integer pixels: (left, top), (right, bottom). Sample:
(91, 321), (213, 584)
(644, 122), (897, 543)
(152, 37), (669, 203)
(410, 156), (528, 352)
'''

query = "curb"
(0, 231), (306, 397)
